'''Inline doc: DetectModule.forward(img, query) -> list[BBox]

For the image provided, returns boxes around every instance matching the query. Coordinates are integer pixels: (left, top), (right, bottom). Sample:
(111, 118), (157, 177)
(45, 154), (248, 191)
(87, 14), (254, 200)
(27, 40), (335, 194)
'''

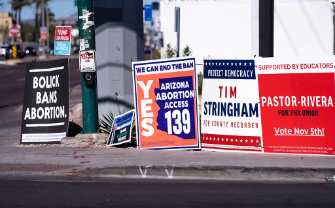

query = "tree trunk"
(35, 3), (40, 43)
(13, 10), (17, 24)
(18, 8), (21, 26)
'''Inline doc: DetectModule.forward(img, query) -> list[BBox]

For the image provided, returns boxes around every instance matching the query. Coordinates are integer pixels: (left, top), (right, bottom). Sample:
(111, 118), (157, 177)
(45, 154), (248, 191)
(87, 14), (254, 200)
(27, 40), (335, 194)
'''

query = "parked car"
(1, 44), (24, 59)
(24, 46), (37, 56)
(73, 45), (80, 54)
(144, 46), (151, 54)
(0, 45), (8, 58)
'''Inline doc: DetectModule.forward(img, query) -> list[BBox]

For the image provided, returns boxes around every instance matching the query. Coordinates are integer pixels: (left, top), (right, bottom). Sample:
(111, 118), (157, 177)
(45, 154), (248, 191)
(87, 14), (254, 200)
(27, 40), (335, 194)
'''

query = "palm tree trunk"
(35, 3), (40, 43)
(18, 8), (21, 26)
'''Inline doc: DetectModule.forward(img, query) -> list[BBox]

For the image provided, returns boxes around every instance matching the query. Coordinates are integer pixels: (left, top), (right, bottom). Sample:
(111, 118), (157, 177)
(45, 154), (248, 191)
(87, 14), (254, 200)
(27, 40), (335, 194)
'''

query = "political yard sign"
(132, 58), (201, 150)
(257, 56), (335, 155)
(54, 26), (72, 55)
(106, 110), (135, 146)
(201, 58), (263, 152)
(20, 59), (69, 144)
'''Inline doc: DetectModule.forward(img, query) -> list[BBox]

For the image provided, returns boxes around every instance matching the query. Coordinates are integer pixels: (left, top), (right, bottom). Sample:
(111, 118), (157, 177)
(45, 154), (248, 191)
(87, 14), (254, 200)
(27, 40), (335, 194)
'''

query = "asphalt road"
(0, 58), (81, 108)
(0, 179), (334, 208)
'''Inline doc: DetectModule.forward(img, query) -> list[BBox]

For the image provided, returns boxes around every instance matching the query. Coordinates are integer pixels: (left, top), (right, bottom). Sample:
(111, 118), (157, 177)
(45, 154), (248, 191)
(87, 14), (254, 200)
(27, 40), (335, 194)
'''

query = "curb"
(0, 60), (26, 66)
(0, 165), (333, 182)
(71, 165), (335, 182)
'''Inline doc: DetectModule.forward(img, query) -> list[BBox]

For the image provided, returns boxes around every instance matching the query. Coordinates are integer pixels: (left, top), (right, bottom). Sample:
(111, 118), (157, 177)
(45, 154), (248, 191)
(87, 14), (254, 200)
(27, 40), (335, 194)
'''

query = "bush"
(182, 45), (192, 57)
(198, 71), (203, 95)
(165, 43), (176, 58)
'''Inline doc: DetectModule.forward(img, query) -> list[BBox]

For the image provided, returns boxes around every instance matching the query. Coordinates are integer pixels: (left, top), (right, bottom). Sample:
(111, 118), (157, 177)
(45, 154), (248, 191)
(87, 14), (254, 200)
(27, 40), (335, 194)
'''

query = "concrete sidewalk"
(0, 84), (334, 182)
(0, 145), (334, 182)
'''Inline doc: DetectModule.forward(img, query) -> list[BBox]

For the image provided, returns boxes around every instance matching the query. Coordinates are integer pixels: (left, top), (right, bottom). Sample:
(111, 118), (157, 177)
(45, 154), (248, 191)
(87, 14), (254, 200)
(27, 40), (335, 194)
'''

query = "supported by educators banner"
(256, 56), (335, 155)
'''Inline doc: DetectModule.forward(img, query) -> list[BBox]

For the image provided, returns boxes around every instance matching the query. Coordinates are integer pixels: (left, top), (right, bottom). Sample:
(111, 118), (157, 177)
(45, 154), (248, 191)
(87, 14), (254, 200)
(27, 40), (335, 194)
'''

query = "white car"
(0, 45), (8, 57)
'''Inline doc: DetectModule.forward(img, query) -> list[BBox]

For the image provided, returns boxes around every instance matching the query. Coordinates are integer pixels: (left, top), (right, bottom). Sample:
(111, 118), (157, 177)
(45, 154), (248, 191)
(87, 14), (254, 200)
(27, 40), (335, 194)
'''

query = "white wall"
(160, 0), (333, 74)
(274, 1), (332, 56)
(161, 0), (252, 73)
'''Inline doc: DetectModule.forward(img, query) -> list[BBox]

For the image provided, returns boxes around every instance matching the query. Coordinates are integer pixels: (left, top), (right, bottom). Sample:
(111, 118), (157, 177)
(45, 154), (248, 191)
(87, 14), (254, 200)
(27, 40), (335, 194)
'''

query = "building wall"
(274, 1), (332, 57)
(160, 0), (333, 73)
(0, 12), (13, 45)
(94, 0), (144, 118)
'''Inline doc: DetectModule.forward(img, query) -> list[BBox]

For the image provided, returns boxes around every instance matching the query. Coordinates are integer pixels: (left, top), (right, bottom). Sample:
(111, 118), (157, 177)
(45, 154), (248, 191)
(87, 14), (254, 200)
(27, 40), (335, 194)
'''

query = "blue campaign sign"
(144, 5), (152, 21)
(132, 57), (201, 150)
(203, 60), (256, 79)
(106, 110), (135, 146)
(54, 26), (71, 55)
(54, 41), (71, 55)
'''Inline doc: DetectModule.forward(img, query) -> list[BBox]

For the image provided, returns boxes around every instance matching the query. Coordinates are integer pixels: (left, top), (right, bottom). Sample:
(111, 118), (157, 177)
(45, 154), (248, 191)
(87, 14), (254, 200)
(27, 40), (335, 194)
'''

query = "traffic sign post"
(54, 26), (72, 55)
(77, 0), (99, 134)
(9, 25), (20, 44)
(11, 45), (17, 58)
(9, 25), (20, 37)
(40, 27), (47, 40)
(154, 12), (161, 32)
(175, 7), (180, 57)
(145, 5), (153, 59)
(144, 5), (152, 21)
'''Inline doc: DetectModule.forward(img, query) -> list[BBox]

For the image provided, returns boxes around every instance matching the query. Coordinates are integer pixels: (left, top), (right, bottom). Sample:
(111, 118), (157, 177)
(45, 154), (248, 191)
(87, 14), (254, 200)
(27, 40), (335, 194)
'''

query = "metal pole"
(251, 0), (259, 57)
(175, 7), (180, 57)
(77, 0), (99, 133)
(2, 6), (4, 44)
(46, 2), (49, 56)
(259, 0), (274, 57)
(41, 0), (45, 56)
(11, 9), (14, 44)
(150, 21), (153, 60)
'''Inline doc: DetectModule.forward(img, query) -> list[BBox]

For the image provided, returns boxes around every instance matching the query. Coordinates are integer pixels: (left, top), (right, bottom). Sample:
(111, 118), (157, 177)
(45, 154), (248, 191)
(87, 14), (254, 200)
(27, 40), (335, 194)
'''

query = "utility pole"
(259, 0), (274, 57)
(150, 20), (153, 60)
(251, 0), (259, 57)
(175, 7), (180, 57)
(41, 0), (46, 57)
(2, 5), (4, 44)
(77, 0), (99, 133)
(11, 9), (14, 44)
(46, 1), (49, 56)
(252, 0), (274, 57)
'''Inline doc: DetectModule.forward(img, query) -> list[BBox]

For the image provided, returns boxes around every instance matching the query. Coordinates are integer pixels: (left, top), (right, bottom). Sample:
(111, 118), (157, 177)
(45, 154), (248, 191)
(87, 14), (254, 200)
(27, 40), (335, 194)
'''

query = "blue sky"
(1, 0), (159, 21)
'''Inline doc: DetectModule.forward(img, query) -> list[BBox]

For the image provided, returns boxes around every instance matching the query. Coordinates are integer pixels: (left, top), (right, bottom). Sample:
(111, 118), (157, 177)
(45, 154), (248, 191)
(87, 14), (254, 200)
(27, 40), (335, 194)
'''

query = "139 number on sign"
(165, 109), (190, 135)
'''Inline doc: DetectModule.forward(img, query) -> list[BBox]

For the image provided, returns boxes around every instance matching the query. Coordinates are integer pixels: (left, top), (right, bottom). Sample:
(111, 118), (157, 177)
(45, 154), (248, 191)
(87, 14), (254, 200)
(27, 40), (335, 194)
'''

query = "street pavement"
(0, 54), (79, 65)
(0, 56), (334, 183)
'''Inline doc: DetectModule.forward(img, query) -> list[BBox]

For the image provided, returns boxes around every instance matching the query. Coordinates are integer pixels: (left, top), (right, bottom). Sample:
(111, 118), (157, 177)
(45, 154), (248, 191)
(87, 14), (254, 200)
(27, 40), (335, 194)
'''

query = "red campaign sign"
(258, 72), (335, 155)
(80, 52), (94, 60)
(55, 26), (71, 41)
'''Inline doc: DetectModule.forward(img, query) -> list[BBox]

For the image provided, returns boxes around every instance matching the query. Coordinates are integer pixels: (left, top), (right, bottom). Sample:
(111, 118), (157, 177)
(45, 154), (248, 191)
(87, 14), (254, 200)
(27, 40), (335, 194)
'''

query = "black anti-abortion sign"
(20, 59), (69, 144)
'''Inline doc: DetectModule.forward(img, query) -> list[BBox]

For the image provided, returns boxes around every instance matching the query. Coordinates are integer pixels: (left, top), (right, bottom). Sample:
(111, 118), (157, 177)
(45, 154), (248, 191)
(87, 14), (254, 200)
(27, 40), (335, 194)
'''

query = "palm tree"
(10, 0), (31, 25)
(18, 0), (32, 25)
(33, 0), (51, 43)
(10, 0), (19, 24)
(34, 0), (41, 43)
